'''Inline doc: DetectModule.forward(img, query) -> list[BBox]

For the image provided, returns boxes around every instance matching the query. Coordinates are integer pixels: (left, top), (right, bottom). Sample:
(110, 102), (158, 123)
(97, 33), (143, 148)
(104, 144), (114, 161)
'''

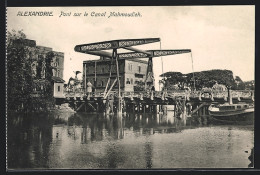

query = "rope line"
(160, 41), (164, 90)
(190, 52), (196, 90)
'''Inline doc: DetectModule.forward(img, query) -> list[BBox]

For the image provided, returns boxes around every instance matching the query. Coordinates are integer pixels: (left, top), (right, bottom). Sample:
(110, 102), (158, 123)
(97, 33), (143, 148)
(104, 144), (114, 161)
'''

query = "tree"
(160, 72), (186, 90)
(233, 76), (245, 90)
(7, 30), (56, 112)
(244, 80), (254, 90)
(160, 69), (241, 91)
(134, 81), (145, 91)
(7, 30), (33, 112)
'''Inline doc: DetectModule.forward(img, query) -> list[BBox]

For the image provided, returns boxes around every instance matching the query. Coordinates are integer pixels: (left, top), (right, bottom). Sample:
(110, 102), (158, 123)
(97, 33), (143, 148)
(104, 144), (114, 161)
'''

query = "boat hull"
(209, 107), (254, 117)
(208, 104), (254, 123)
(209, 109), (254, 124)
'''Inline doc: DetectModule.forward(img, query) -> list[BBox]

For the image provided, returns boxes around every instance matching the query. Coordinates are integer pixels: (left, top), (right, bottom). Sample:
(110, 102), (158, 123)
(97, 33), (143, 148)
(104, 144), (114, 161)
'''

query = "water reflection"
(8, 113), (54, 168)
(7, 111), (254, 169)
(64, 112), (186, 143)
(145, 141), (153, 169)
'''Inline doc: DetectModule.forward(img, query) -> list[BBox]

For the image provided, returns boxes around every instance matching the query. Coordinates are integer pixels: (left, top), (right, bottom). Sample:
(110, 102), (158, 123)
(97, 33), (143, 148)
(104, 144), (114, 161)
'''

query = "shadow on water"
(7, 111), (254, 169)
(8, 112), (55, 169)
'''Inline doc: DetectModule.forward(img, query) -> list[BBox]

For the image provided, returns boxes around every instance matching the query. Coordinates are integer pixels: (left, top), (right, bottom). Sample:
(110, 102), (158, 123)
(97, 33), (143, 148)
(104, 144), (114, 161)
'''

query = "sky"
(7, 6), (255, 89)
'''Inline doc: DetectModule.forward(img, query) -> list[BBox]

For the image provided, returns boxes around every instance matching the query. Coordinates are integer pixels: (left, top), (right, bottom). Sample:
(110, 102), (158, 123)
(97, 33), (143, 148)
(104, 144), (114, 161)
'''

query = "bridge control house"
(83, 57), (148, 92)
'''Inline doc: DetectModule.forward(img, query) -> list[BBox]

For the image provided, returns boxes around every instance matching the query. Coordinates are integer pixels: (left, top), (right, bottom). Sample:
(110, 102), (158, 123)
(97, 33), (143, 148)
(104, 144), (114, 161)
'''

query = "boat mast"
(227, 86), (233, 104)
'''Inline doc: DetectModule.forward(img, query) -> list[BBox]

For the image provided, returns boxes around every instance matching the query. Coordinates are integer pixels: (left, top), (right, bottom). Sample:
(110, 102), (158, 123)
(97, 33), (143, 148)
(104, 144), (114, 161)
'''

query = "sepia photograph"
(6, 5), (255, 169)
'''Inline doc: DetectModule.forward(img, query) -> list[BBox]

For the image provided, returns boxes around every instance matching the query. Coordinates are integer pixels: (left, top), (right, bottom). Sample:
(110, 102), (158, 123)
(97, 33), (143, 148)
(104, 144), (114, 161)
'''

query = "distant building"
(83, 57), (148, 92)
(52, 76), (65, 98)
(14, 38), (65, 98)
(36, 45), (64, 79)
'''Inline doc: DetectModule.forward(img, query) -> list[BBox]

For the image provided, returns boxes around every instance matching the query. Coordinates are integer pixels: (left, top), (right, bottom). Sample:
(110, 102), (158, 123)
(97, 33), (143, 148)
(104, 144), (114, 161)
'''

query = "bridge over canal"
(56, 89), (254, 121)
(56, 38), (254, 120)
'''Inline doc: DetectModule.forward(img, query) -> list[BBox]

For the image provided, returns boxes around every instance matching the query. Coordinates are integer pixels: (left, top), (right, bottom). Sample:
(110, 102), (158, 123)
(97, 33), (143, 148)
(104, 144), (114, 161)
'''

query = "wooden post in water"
(125, 103), (128, 113)
(174, 103), (178, 127)
(94, 61), (97, 93)
(84, 63), (87, 95)
(174, 104), (176, 117)
(202, 106), (207, 125)
(96, 102), (99, 113)
(251, 90), (254, 101)
(105, 99), (110, 114)
(114, 48), (122, 114)
(154, 105), (157, 114)
(182, 100), (187, 126)
(198, 106), (202, 125)
(227, 86), (233, 104)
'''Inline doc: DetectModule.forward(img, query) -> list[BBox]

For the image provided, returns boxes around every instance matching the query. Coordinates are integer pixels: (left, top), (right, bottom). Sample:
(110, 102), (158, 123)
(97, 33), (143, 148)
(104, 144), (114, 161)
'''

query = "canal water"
(7, 111), (254, 169)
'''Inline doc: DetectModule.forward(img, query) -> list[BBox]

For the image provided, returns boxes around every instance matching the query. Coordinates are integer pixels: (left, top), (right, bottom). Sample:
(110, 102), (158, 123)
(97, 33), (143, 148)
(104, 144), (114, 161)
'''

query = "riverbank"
(7, 103), (76, 115)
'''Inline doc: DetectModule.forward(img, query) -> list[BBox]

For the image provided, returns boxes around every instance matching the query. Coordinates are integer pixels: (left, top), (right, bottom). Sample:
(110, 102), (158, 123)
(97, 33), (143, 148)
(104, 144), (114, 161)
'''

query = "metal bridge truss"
(75, 38), (191, 113)
(118, 49), (191, 59)
(74, 38), (160, 52)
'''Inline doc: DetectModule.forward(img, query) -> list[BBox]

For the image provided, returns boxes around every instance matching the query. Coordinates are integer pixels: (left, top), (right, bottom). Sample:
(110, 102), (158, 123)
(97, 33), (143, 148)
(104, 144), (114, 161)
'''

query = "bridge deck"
(59, 90), (254, 104)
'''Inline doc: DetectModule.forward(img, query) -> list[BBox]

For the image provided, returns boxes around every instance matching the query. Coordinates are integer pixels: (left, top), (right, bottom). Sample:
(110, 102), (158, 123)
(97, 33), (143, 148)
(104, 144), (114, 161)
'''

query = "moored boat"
(208, 103), (254, 122)
(208, 86), (254, 122)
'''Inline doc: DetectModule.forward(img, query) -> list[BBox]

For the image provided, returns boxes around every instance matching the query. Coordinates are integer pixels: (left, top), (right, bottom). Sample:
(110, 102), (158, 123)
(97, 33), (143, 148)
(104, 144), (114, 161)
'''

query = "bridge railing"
(63, 90), (254, 99)
(211, 91), (228, 98)
(230, 90), (253, 98)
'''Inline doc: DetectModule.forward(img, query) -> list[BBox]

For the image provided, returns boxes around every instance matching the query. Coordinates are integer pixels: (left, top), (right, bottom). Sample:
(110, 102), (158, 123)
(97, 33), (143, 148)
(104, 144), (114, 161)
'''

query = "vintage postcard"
(6, 6), (255, 169)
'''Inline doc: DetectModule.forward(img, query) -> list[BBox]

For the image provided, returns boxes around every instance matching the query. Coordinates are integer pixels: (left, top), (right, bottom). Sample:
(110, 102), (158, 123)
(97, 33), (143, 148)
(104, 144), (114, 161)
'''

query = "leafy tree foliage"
(160, 69), (247, 90)
(7, 30), (55, 112)
(7, 30), (33, 111)
(234, 76), (245, 90)
(244, 80), (255, 90)
(134, 81), (145, 91)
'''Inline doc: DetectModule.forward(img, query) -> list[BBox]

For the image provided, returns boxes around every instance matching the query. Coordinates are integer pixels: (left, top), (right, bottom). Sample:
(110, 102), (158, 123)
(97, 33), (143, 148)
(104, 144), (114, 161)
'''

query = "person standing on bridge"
(86, 80), (93, 99)
(151, 85), (155, 94)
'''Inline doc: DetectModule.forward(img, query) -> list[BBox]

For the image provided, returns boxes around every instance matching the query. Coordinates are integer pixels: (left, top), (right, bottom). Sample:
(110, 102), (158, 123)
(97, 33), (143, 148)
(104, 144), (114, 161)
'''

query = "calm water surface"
(7, 111), (254, 169)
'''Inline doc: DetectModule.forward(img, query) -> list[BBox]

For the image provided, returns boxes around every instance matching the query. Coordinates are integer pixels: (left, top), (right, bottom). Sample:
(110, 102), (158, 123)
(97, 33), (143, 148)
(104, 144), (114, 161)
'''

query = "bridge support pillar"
(133, 104), (135, 113)
(182, 101), (187, 126)
(117, 97), (122, 114)
(158, 105), (161, 114)
(154, 105), (157, 114)
(96, 103), (99, 113)
(202, 106), (207, 125)
(128, 103), (132, 113)
(150, 105), (153, 113)
(105, 100), (109, 114)
(174, 104), (176, 117)
(105, 99), (114, 114)
(198, 107), (202, 125)
(137, 104), (140, 113)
